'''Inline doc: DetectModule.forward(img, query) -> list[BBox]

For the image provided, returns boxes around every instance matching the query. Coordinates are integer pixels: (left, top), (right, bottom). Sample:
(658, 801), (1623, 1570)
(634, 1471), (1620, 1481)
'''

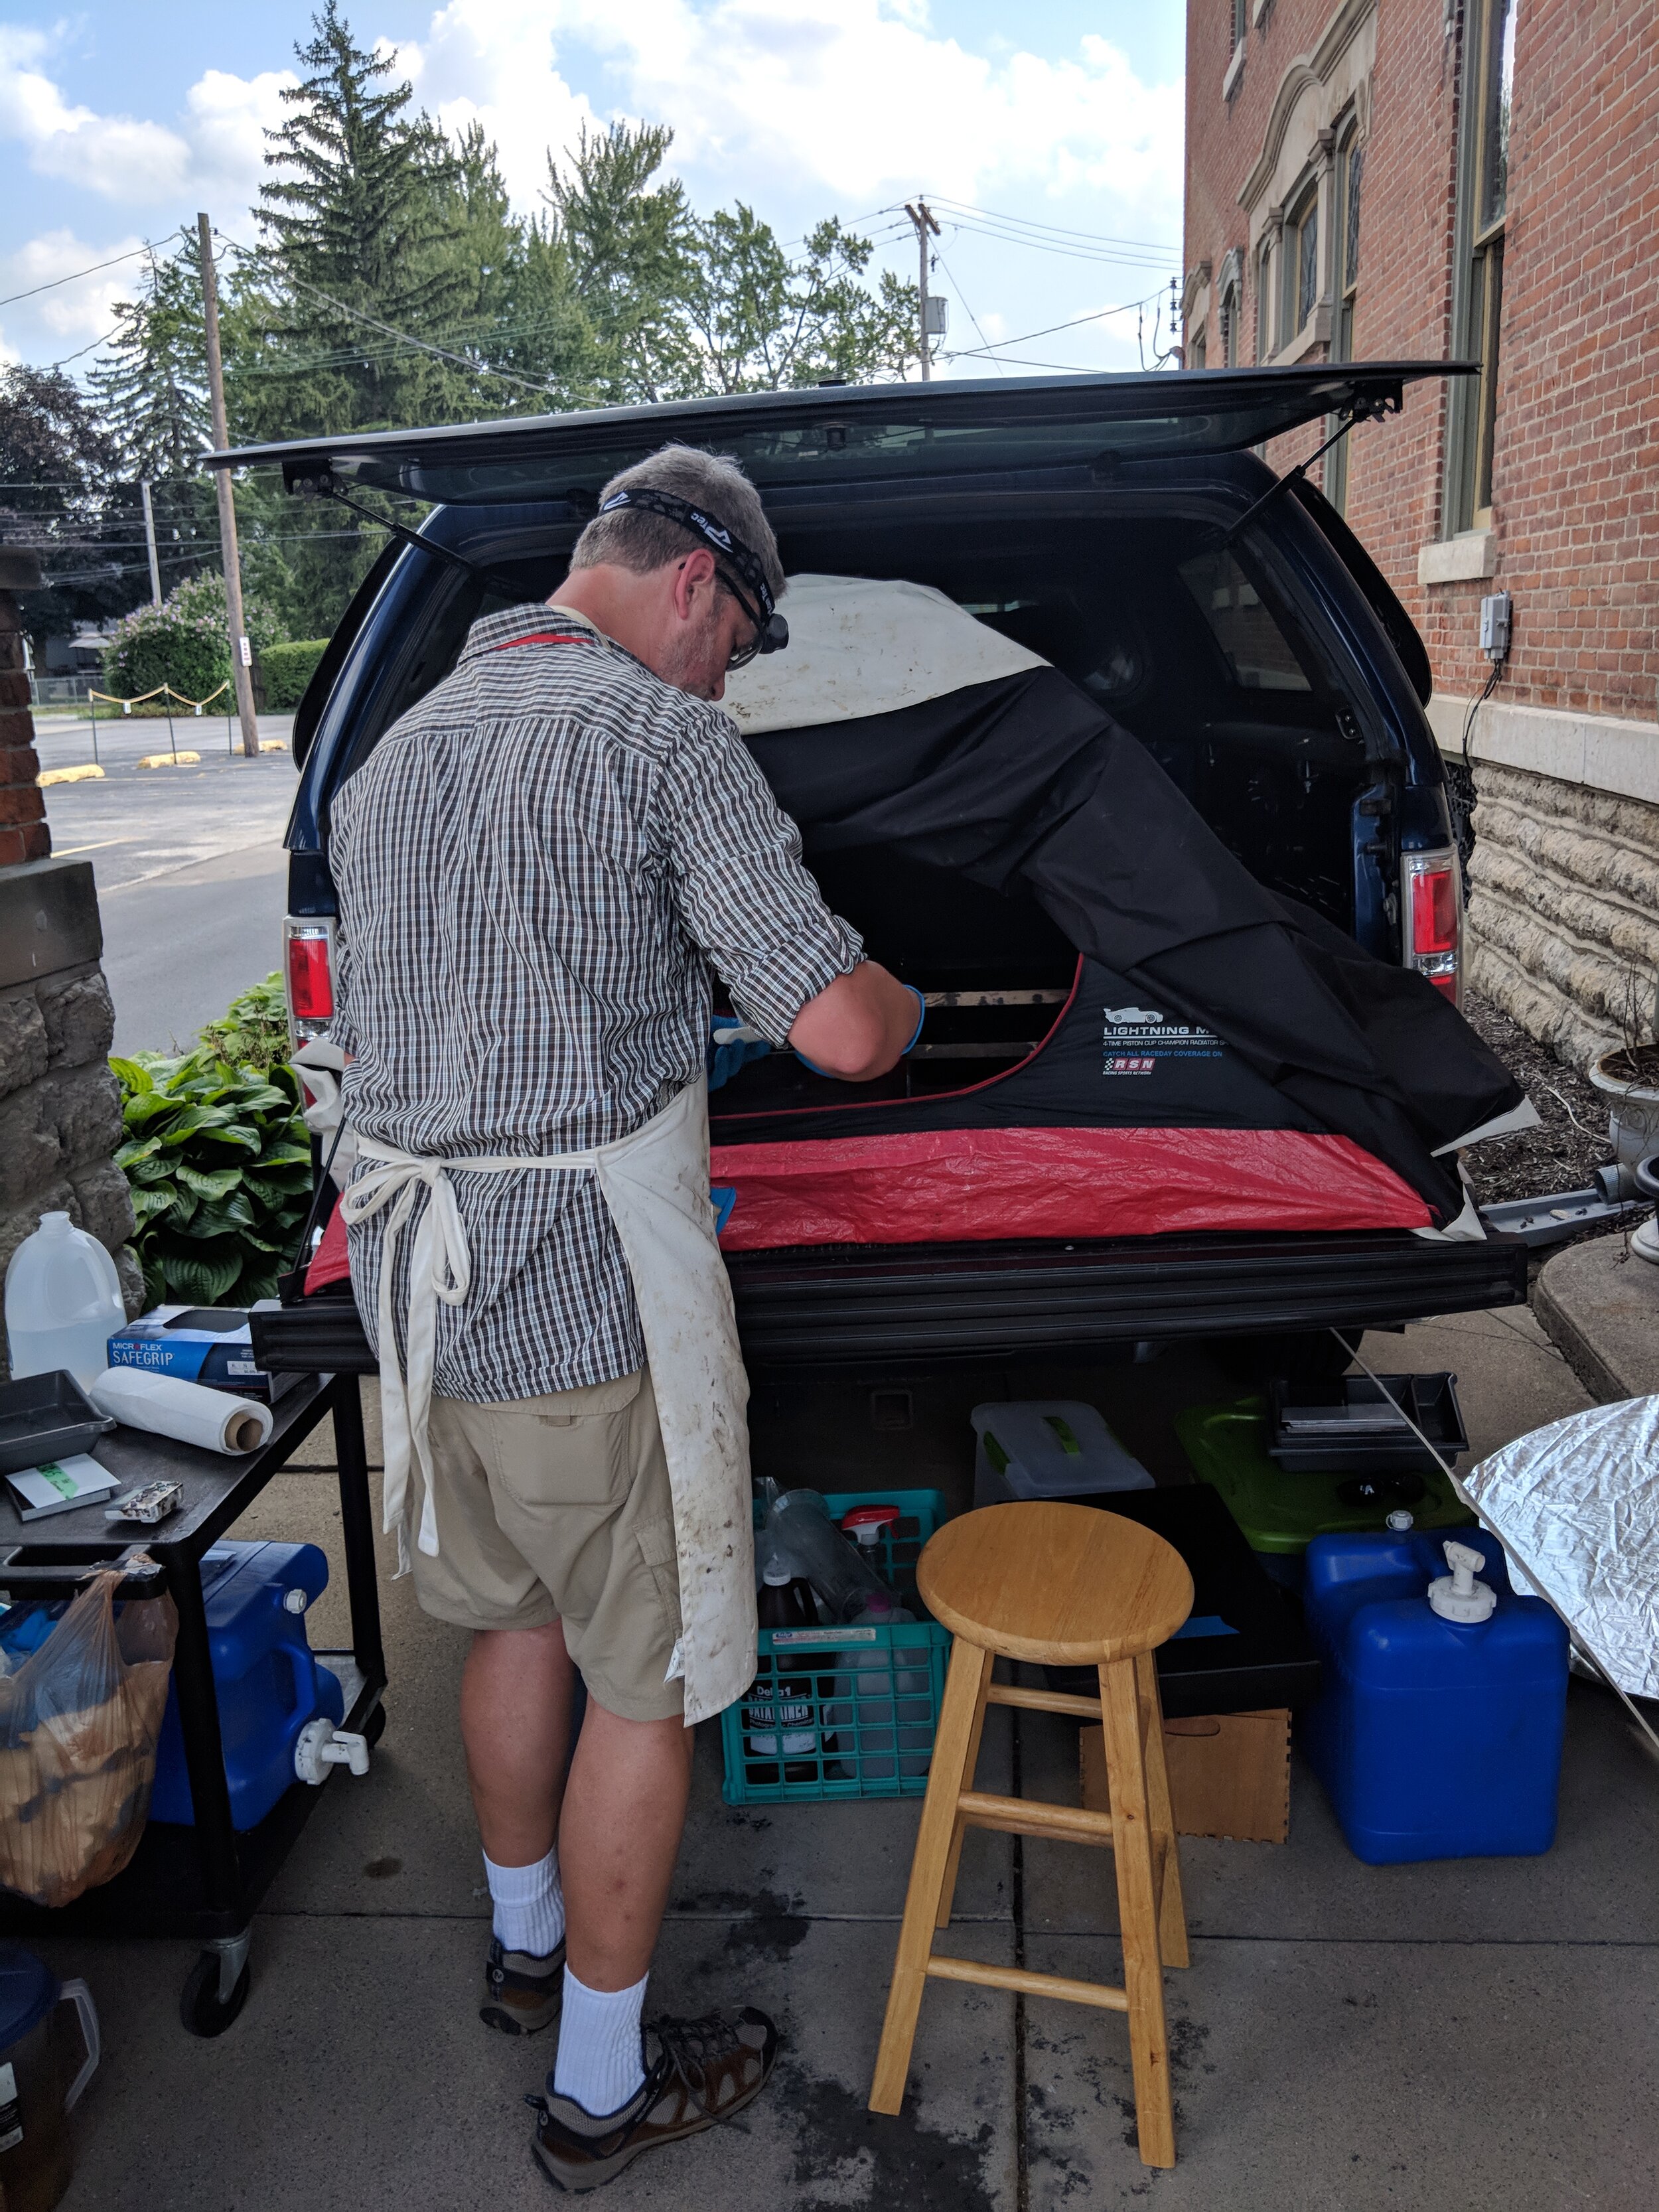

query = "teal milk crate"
(720, 1489), (951, 1804)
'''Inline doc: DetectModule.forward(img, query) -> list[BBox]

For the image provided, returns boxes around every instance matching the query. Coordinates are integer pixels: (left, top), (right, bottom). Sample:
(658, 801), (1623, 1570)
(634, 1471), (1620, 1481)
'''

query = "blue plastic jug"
(1300, 1528), (1568, 1864)
(150, 1540), (344, 1832)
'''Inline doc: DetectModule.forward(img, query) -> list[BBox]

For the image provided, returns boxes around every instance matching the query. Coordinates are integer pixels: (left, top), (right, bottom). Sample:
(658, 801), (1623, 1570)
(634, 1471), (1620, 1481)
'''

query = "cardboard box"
(107, 1306), (299, 1402)
(1081, 1708), (1290, 1844)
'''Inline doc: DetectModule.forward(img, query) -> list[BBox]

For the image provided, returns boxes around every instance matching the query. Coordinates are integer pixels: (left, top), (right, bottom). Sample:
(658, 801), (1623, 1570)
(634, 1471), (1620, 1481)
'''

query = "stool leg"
(1100, 1659), (1176, 2170)
(1135, 1650), (1189, 1970)
(870, 1637), (991, 2115)
(935, 1661), (991, 1930)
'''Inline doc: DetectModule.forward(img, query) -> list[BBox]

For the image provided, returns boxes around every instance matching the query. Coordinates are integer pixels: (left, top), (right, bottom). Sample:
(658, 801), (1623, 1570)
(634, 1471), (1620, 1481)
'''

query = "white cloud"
(0, 228), (147, 366)
(0, 28), (293, 209)
(184, 70), (298, 204)
(393, 1), (600, 204)
(396, 1), (1181, 232)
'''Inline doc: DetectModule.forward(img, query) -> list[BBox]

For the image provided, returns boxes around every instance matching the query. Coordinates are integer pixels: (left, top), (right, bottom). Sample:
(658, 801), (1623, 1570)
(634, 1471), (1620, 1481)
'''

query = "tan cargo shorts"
(412, 1364), (684, 1723)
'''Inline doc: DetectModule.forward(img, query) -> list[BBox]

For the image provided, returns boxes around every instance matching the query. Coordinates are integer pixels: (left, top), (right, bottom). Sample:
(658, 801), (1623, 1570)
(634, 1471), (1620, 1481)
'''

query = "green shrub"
(260, 639), (328, 710)
(196, 973), (291, 1077)
(102, 571), (286, 707)
(111, 1051), (313, 1308)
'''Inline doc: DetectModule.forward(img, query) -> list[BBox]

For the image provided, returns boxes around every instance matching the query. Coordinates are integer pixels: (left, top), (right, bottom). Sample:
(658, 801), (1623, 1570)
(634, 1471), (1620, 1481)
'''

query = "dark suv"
(218, 364), (1525, 1368)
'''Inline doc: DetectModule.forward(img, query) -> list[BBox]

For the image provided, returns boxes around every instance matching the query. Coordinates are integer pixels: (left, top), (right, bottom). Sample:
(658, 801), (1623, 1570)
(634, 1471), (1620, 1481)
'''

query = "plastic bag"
(0, 1565), (178, 1908)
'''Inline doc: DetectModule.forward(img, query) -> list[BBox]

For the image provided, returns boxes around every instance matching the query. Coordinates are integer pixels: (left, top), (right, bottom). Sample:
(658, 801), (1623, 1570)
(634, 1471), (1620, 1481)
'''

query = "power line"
(937, 216), (1175, 273)
(928, 243), (1007, 378)
(950, 288), (1163, 360)
(0, 242), (157, 315)
(46, 329), (121, 371)
(214, 232), (556, 398)
(921, 196), (1178, 256)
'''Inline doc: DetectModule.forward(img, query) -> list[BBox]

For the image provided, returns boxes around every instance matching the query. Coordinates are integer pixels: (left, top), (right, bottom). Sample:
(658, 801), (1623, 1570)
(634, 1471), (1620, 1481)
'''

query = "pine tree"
(88, 233), (212, 478)
(251, 0), (469, 440)
(86, 232), (221, 605)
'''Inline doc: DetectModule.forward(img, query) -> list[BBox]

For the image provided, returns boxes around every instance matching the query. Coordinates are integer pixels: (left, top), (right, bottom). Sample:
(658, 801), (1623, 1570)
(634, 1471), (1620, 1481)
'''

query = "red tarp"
(709, 1124), (1431, 1251)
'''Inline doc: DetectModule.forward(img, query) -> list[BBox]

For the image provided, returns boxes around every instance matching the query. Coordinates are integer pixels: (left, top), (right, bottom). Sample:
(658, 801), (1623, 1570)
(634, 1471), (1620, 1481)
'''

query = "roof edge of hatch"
(202, 360), (1479, 473)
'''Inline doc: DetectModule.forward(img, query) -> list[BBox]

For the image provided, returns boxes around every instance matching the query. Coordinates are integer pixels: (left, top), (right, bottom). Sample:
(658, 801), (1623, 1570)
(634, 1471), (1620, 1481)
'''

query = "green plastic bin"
(1175, 1396), (1475, 1569)
(719, 1488), (950, 1805)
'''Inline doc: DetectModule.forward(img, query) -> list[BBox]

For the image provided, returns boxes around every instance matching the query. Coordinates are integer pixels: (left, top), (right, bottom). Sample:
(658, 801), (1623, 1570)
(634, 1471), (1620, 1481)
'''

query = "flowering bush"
(102, 571), (286, 705)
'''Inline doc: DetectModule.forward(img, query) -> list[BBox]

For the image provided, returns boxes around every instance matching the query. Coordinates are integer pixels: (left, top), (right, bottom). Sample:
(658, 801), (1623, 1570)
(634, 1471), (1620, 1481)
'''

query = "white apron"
(338, 1081), (756, 1727)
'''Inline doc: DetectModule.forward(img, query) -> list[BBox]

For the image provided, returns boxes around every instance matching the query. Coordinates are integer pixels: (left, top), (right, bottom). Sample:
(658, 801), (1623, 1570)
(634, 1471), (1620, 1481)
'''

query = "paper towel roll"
(87, 1367), (273, 1455)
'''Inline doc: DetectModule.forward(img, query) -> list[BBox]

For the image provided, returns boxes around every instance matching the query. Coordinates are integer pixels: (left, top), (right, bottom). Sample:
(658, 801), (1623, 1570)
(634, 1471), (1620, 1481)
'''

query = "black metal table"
(0, 1372), (385, 2035)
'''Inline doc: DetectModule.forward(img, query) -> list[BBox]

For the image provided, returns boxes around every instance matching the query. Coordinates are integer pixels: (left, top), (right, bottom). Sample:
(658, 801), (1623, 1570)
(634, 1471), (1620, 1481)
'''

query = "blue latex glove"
(795, 986), (926, 1078)
(710, 1185), (737, 1235)
(707, 1020), (770, 1092)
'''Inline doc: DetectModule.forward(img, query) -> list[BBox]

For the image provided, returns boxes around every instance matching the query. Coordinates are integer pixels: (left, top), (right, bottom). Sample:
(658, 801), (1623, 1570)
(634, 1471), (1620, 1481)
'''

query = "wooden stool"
(869, 1501), (1195, 2169)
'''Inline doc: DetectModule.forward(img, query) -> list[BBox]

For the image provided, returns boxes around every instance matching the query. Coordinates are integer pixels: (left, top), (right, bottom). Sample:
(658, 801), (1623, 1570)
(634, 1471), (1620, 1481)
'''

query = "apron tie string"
(339, 1140), (597, 1571)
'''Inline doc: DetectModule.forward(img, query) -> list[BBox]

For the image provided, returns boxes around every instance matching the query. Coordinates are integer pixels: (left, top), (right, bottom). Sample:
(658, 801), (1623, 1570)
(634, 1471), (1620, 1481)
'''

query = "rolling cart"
(0, 1373), (385, 2037)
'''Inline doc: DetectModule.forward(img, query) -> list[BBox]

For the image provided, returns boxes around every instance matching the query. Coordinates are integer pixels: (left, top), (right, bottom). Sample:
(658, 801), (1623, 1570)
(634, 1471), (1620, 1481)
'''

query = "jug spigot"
(1428, 1538), (1496, 1624)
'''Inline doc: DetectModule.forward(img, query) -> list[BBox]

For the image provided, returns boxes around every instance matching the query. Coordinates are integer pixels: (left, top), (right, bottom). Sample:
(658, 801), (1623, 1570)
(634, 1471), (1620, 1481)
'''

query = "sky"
(0, 1), (1187, 391)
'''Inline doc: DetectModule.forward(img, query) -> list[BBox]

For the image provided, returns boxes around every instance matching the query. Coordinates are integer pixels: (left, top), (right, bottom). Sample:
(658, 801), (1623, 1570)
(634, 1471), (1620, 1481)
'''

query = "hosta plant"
(111, 1052), (313, 1308)
(194, 973), (292, 1079)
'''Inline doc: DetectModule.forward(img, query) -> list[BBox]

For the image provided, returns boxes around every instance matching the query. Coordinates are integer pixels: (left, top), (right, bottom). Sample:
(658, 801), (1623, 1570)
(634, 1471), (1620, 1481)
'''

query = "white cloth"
(291, 1035), (358, 1189)
(1461, 1394), (1659, 1699)
(720, 573), (1046, 734)
(339, 1080), (757, 1727)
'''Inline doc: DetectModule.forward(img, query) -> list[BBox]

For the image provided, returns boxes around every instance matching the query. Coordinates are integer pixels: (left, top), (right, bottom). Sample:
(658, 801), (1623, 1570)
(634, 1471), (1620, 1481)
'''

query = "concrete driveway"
(31, 1306), (1659, 2211)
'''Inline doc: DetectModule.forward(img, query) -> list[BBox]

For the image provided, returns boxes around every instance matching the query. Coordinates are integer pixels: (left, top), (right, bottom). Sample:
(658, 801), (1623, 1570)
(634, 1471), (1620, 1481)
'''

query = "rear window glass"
(1179, 549), (1311, 693)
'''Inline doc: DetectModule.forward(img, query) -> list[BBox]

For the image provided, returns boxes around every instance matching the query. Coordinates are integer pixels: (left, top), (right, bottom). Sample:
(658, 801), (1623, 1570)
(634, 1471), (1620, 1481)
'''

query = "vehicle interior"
(310, 497), (1384, 1108)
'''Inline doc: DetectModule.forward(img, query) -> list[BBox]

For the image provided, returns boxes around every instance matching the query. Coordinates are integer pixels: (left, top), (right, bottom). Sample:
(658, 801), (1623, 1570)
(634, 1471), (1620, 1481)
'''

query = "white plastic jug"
(4, 1214), (126, 1388)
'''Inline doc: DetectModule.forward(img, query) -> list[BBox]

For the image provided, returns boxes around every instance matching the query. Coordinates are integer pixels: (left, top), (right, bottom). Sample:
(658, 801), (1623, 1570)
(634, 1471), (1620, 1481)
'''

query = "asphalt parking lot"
(35, 712), (297, 1055)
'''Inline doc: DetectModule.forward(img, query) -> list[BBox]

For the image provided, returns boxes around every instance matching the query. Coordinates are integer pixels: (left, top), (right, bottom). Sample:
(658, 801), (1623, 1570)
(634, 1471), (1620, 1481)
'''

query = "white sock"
(483, 1847), (565, 1958)
(551, 1968), (649, 2117)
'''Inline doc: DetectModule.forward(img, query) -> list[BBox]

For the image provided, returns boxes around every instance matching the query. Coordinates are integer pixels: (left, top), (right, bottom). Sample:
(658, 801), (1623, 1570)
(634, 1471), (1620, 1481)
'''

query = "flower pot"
(1588, 1047), (1659, 1165)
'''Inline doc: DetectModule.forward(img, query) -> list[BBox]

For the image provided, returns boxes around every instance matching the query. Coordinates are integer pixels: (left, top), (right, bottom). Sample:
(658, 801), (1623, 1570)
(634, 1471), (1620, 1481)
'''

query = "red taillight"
(1402, 849), (1461, 1005)
(1410, 867), (1459, 956)
(287, 930), (334, 1020)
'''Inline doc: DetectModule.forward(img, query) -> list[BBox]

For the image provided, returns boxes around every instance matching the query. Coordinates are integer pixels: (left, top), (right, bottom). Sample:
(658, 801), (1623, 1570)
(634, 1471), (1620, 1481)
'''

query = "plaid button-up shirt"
(328, 602), (864, 1402)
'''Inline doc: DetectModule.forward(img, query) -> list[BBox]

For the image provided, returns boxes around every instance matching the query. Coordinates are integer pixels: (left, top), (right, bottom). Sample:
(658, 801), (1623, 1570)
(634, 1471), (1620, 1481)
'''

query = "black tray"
(0, 1369), (115, 1476)
(1043, 1484), (1321, 1716)
(1266, 1372), (1467, 1473)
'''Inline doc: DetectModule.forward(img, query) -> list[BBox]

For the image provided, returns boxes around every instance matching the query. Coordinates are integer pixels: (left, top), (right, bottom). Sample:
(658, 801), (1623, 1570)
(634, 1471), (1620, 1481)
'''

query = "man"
(328, 443), (920, 2191)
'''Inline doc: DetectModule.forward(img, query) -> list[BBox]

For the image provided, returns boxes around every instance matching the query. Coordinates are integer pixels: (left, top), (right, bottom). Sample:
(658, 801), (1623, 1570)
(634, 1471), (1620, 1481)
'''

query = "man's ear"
(670, 548), (719, 622)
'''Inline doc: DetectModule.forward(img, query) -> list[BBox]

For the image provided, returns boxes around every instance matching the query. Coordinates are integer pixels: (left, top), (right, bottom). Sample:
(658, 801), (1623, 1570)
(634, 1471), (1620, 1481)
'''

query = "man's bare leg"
(461, 1619), (576, 1864)
(460, 1623), (693, 1986)
(559, 1701), (694, 1990)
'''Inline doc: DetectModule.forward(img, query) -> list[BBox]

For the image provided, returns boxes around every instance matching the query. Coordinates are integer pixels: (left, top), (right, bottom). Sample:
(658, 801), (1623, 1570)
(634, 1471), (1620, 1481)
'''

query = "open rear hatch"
(208, 362), (1468, 504)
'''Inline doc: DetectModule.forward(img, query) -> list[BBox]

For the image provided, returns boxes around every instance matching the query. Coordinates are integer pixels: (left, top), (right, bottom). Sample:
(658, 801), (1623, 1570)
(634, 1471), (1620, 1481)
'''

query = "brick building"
(1182, 0), (1659, 1067)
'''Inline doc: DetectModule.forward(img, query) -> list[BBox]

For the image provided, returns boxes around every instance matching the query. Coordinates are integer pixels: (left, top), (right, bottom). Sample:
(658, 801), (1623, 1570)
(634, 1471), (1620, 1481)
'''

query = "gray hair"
(571, 443), (784, 604)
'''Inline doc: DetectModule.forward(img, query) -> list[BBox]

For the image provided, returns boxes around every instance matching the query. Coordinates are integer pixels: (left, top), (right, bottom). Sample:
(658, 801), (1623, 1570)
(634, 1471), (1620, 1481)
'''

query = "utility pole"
(139, 480), (162, 605)
(904, 199), (941, 382)
(196, 212), (259, 759)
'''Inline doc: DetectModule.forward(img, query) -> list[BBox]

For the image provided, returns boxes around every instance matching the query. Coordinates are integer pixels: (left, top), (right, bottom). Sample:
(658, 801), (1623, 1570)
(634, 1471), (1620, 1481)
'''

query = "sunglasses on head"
(596, 483), (790, 669)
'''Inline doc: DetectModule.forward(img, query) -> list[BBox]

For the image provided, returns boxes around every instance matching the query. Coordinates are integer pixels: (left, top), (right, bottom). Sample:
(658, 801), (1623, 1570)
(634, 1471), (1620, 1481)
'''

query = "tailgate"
(724, 1228), (1528, 1369)
(252, 1229), (1527, 1375)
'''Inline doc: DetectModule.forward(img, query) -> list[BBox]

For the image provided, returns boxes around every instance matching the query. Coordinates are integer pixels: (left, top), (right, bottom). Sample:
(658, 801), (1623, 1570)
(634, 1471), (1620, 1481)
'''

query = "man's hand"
(788, 962), (922, 1081)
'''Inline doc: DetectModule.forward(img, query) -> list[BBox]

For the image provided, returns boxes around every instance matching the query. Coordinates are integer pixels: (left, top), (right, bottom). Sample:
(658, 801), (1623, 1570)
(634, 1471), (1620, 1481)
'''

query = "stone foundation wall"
(0, 858), (143, 1378)
(1467, 759), (1659, 1070)
(0, 565), (140, 1380)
